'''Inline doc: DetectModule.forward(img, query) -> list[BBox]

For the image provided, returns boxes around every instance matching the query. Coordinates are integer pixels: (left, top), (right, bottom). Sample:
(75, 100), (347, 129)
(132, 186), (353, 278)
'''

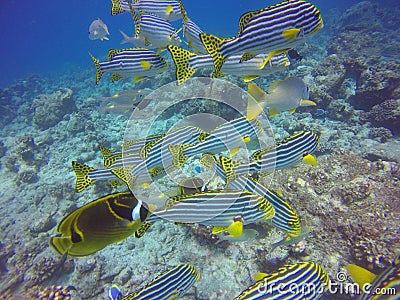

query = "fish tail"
(49, 236), (72, 255)
(167, 45), (197, 85)
(119, 30), (130, 44)
(168, 144), (189, 167)
(111, 0), (125, 16)
(88, 52), (103, 84)
(71, 161), (95, 192)
(199, 33), (226, 77)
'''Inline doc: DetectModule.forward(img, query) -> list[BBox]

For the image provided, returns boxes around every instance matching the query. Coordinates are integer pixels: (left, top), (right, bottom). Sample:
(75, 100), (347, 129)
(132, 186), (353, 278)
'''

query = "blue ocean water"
(0, 0), (377, 88)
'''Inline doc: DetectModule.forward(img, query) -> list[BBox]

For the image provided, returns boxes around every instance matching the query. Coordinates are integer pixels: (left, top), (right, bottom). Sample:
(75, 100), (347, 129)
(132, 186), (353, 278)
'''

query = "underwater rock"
(16, 168), (38, 185)
(29, 214), (56, 235)
(15, 134), (36, 162)
(339, 1), (383, 32)
(361, 99), (400, 134)
(368, 127), (393, 143)
(365, 140), (400, 163)
(32, 88), (76, 130)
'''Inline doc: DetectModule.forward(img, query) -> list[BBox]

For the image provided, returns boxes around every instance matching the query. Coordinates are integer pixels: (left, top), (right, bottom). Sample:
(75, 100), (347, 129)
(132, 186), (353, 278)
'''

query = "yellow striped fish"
(168, 45), (290, 85)
(49, 192), (152, 257)
(200, 0), (323, 77)
(234, 261), (330, 299)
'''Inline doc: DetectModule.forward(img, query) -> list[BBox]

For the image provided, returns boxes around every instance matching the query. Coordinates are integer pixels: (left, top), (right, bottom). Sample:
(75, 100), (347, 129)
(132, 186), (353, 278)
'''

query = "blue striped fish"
(234, 261), (330, 299)
(221, 131), (319, 183)
(200, 0), (323, 76)
(169, 117), (264, 168)
(120, 264), (199, 300)
(89, 48), (167, 84)
(114, 126), (206, 186)
(179, 2), (207, 54)
(201, 154), (300, 238)
(111, 0), (182, 21)
(72, 161), (119, 192)
(147, 190), (275, 237)
(168, 45), (290, 85)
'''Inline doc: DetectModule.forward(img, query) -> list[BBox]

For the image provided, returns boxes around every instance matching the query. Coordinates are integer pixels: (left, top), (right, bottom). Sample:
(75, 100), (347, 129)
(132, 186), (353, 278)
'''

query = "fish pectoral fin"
(246, 83), (267, 120)
(269, 108), (279, 116)
(227, 220), (243, 238)
(347, 264), (376, 286)
(140, 60), (151, 70)
(242, 75), (259, 82)
(303, 153), (318, 166)
(212, 226), (228, 235)
(290, 108), (296, 114)
(254, 272), (268, 281)
(134, 76), (146, 83)
(282, 28), (301, 41)
(300, 99), (317, 107)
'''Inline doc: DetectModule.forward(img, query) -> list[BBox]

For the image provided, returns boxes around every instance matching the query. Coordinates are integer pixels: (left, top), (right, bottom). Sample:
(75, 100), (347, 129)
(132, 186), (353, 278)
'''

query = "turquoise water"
(0, 1), (399, 299)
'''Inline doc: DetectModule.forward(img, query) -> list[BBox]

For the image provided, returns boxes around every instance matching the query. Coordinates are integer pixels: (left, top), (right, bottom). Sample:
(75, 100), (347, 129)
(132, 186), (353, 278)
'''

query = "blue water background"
(0, 0), (393, 88)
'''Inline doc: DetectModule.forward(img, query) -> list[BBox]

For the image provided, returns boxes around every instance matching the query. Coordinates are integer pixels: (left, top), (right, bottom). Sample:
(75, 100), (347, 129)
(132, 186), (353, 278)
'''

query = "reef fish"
(180, 1), (207, 54)
(247, 77), (316, 118)
(89, 18), (110, 41)
(89, 48), (167, 84)
(200, 0), (323, 76)
(234, 261), (330, 299)
(119, 30), (149, 48)
(49, 192), (152, 257)
(169, 116), (264, 168)
(111, 0), (182, 21)
(347, 256), (400, 300)
(216, 228), (260, 244)
(147, 190), (275, 238)
(167, 45), (290, 85)
(118, 264), (200, 299)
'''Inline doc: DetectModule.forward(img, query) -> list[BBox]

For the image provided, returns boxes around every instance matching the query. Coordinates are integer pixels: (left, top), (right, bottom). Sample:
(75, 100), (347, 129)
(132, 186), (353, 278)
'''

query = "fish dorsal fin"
(105, 153), (122, 169)
(165, 194), (185, 208)
(254, 272), (268, 281)
(111, 166), (134, 185)
(238, 9), (260, 35)
(108, 49), (121, 61)
(135, 221), (153, 238)
(347, 264), (376, 286)
(240, 52), (257, 63)
(99, 146), (113, 158)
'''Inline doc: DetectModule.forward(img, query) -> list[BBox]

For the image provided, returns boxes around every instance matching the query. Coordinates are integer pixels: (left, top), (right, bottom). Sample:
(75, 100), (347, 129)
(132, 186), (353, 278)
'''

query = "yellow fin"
(199, 33), (227, 77)
(303, 153), (318, 166)
(243, 136), (251, 143)
(300, 99), (317, 107)
(269, 108), (279, 116)
(290, 108), (296, 114)
(111, 0), (125, 16)
(88, 52), (102, 85)
(212, 226), (228, 235)
(49, 236), (72, 256)
(276, 190), (283, 198)
(242, 75), (259, 82)
(247, 83), (267, 120)
(111, 73), (123, 82)
(167, 45), (196, 85)
(347, 264), (376, 286)
(140, 60), (151, 70)
(254, 272), (268, 281)
(135, 221), (153, 238)
(71, 161), (95, 192)
(165, 4), (173, 14)
(240, 52), (257, 63)
(134, 76), (146, 83)
(142, 182), (151, 189)
(260, 50), (288, 70)
(282, 28), (301, 41)
(230, 147), (240, 157)
(227, 220), (243, 238)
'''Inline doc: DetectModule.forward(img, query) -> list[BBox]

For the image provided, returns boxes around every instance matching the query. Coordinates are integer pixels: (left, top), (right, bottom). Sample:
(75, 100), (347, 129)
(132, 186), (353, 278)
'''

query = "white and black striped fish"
(201, 154), (300, 238)
(169, 117), (264, 168)
(89, 48), (167, 84)
(111, 0), (182, 21)
(147, 190), (275, 237)
(72, 161), (119, 192)
(120, 264), (199, 300)
(200, 0), (323, 76)
(168, 45), (290, 85)
(234, 261), (330, 299)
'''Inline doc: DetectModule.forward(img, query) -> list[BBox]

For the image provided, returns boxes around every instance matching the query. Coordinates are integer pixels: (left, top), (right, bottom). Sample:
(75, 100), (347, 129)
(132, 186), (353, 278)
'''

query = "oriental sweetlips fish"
(49, 192), (152, 257)
(201, 153), (301, 239)
(167, 45), (290, 85)
(234, 261), (330, 299)
(89, 48), (167, 84)
(111, 0), (182, 21)
(108, 264), (200, 300)
(169, 116), (264, 168)
(146, 190), (275, 238)
(200, 0), (323, 76)
(347, 256), (400, 300)
(216, 131), (319, 183)
(247, 77), (316, 117)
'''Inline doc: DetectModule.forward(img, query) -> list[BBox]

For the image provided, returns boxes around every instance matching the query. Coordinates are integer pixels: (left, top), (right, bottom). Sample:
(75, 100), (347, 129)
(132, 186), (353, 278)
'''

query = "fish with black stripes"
(200, 0), (323, 77)
(111, 0), (182, 21)
(169, 116), (264, 168)
(168, 45), (290, 85)
(146, 190), (275, 238)
(235, 261), (330, 299)
(201, 153), (301, 239)
(109, 264), (200, 300)
(49, 192), (153, 257)
(89, 48), (167, 84)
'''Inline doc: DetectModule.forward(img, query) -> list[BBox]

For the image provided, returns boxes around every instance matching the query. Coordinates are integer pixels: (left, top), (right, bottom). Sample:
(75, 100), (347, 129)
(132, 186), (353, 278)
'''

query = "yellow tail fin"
(71, 161), (95, 192)
(88, 52), (103, 85)
(199, 33), (227, 77)
(167, 45), (197, 85)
